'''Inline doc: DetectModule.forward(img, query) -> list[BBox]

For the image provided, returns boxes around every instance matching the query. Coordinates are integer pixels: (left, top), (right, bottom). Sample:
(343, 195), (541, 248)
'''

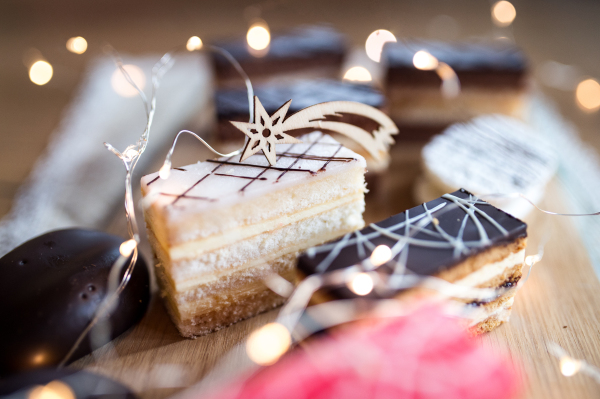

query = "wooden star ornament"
(230, 96), (303, 166)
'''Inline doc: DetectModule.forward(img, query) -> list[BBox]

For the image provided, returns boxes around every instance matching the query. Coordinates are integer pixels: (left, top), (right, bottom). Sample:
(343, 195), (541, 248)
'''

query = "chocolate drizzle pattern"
(298, 189), (527, 281)
(147, 133), (359, 206)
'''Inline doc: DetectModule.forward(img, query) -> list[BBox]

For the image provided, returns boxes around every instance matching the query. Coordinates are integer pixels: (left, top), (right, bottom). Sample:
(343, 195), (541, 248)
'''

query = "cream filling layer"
(468, 296), (515, 327)
(157, 198), (365, 292)
(168, 191), (364, 261)
(454, 249), (525, 288)
(168, 221), (362, 292)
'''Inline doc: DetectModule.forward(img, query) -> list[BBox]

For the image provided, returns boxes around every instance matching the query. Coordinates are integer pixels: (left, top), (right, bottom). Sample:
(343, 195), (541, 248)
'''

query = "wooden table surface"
(2, 1), (600, 397)
(72, 144), (600, 399)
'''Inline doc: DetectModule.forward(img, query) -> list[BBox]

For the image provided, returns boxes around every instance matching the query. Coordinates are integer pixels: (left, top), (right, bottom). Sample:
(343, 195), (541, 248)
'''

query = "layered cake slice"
(382, 40), (529, 140)
(298, 189), (527, 334)
(142, 132), (367, 337)
(212, 25), (347, 85)
(416, 114), (557, 218)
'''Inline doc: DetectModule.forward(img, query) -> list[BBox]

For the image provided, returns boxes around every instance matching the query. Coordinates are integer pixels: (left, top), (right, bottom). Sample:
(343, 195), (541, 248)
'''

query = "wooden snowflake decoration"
(230, 97), (302, 166)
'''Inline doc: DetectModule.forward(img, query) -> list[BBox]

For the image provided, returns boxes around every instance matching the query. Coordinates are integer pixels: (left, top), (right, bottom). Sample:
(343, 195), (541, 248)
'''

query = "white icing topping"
(141, 132), (366, 213)
(422, 115), (558, 197)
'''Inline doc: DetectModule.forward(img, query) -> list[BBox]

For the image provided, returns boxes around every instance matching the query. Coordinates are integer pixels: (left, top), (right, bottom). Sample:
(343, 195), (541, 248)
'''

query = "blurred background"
(1, 0), (599, 219)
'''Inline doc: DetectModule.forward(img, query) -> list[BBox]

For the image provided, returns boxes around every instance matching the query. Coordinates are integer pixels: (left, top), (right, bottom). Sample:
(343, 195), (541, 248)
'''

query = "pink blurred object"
(209, 307), (521, 399)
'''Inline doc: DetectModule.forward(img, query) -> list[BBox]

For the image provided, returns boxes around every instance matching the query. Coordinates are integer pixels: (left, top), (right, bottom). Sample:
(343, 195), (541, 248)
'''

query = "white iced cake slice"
(141, 132), (367, 337)
(416, 115), (558, 218)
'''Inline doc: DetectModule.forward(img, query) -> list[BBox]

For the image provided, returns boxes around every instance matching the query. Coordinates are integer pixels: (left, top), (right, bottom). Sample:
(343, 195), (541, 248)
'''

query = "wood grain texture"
(72, 144), (600, 399)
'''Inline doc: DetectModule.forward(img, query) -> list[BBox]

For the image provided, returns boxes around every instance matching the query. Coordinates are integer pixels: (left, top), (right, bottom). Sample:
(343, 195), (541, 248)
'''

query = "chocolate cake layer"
(383, 40), (528, 89)
(216, 79), (386, 141)
(213, 25), (347, 81)
(298, 189), (527, 300)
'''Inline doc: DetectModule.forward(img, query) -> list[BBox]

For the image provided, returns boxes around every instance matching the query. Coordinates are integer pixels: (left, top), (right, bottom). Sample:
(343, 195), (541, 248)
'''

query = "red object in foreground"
(211, 307), (521, 399)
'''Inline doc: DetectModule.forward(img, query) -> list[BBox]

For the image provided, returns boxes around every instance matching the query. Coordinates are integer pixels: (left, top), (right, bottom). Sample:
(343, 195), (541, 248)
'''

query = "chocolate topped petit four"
(214, 79), (389, 172)
(298, 189), (528, 334)
(212, 25), (347, 84)
(382, 40), (530, 140)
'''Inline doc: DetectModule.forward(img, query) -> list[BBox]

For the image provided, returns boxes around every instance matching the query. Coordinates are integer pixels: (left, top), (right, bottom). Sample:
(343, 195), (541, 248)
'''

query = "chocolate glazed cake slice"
(382, 40), (529, 141)
(214, 79), (389, 173)
(297, 189), (527, 334)
(212, 25), (347, 84)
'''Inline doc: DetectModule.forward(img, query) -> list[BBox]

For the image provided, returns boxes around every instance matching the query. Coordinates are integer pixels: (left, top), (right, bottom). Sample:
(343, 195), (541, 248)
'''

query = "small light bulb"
(119, 239), (137, 257)
(159, 162), (171, 179)
(560, 357), (581, 377)
(123, 147), (138, 162)
(365, 29), (396, 62)
(29, 60), (53, 85)
(349, 273), (374, 296)
(492, 1), (517, 27)
(370, 245), (392, 267)
(343, 66), (372, 82)
(246, 323), (291, 365)
(66, 37), (87, 54)
(413, 51), (439, 70)
(186, 36), (203, 51)
(247, 23), (270, 51)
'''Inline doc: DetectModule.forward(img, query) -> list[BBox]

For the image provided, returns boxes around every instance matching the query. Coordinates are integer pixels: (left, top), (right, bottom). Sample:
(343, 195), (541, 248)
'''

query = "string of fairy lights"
(16, 0), (600, 392)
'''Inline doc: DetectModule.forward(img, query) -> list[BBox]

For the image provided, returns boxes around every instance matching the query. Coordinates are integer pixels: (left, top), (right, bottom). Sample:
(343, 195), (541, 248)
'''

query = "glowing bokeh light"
(365, 29), (397, 62)
(370, 245), (392, 267)
(111, 64), (146, 98)
(576, 78), (600, 112)
(560, 357), (581, 377)
(343, 66), (372, 82)
(186, 36), (203, 51)
(29, 381), (75, 399)
(66, 37), (87, 54)
(247, 23), (270, 51)
(413, 51), (439, 70)
(492, 1), (516, 27)
(29, 61), (53, 85)
(349, 273), (374, 296)
(31, 352), (45, 365)
(246, 323), (291, 365)
(119, 239), (137, 257)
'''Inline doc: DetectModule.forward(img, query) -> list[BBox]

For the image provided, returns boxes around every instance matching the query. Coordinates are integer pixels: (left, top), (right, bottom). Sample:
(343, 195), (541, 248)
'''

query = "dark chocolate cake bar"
(382, 40), (530, 140)
(298, 189), (528, 333)
(215, 78), (385, 142)
(213, 25), (347, 83)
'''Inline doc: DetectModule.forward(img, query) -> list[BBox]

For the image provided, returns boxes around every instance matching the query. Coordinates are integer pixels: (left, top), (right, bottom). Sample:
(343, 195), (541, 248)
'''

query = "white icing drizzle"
(422, 115), (558, 197)
(309, 193), (514, 274)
